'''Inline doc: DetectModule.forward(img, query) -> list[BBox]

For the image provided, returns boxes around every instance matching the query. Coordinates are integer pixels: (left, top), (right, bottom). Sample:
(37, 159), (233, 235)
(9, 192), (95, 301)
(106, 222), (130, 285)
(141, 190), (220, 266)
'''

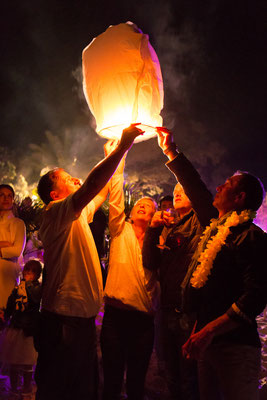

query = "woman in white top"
(0, 185), (26, 309)
(101, 141), (159, 400)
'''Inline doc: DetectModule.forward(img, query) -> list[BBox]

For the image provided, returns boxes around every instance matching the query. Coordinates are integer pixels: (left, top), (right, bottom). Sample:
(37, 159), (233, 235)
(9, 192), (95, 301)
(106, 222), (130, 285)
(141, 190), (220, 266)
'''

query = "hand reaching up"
(119, 124), (144, 152)
(156, 127), (177, 160)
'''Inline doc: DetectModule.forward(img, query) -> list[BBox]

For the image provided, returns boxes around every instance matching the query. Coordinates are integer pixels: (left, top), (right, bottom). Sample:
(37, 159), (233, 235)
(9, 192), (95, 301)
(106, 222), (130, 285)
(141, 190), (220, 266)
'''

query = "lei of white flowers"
(190, 209), (256, 289)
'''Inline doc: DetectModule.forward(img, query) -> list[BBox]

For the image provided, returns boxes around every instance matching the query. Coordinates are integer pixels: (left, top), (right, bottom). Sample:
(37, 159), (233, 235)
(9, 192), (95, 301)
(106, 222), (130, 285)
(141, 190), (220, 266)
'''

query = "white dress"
(0, 211), (26, 308)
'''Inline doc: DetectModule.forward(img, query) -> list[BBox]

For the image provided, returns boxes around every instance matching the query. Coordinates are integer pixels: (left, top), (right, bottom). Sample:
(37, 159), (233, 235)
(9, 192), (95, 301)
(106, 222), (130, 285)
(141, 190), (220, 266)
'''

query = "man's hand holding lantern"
(118, 123), (144, 152)
(156, 127), (178, 161)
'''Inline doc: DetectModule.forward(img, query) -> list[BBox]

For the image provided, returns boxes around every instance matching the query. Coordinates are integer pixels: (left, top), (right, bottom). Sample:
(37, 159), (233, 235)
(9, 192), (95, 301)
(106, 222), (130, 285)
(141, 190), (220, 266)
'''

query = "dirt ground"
(0, 309), (266, 400)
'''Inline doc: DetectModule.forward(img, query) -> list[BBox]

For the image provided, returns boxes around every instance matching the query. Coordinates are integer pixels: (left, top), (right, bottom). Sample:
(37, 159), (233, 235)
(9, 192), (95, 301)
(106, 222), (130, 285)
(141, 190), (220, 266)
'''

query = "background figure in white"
(0, 184), (26, 310)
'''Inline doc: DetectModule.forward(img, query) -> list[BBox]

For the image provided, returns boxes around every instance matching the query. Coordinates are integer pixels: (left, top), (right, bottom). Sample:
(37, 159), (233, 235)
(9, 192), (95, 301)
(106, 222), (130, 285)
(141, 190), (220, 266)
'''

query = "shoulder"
(44, 194), (77, 220)
(10, 217), (26, 229)
(123, 220), (133, 232)
(232, 221), (266, 240)
(175, 210), (203, 232)
(230, 221), (267, 255)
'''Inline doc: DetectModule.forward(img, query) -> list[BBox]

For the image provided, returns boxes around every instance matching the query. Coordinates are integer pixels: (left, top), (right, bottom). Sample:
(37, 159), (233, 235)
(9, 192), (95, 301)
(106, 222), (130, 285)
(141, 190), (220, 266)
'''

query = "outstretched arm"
(156, 127), (217, 227)
(88, 141), (119, 213)
(72, 125), (143, 214)
(106, 140), (128, 238)
(156, 127), (178, 160)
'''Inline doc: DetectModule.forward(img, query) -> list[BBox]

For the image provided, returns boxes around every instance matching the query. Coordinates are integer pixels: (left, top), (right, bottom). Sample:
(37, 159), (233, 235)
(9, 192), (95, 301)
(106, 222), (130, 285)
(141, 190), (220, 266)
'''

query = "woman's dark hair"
(0, 184), (15, 198)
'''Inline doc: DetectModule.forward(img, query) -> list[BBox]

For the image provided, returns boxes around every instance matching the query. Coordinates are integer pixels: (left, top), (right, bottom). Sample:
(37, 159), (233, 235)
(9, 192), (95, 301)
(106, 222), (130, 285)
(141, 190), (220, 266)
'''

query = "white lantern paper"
(82, 22), (164, 142)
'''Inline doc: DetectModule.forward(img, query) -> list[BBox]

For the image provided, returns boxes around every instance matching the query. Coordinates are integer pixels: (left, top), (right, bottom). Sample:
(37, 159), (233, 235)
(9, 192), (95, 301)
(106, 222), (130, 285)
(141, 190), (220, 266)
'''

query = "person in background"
(158, 195), (174, 211)
(100, 140), (159, 400)
(21, 196), (44, 265)
(34, 125), (143, 400)
(89, 208), (108, 287)
(0, 184), (26, 312)
(0, 259), (42, 400)
(154, 194), (174, 376)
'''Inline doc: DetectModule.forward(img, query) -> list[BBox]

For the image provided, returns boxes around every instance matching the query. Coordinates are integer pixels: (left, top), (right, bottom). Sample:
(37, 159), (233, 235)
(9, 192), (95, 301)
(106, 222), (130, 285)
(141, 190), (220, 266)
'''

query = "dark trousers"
(34, 310), (98, 400)
(161, 309), (199, 400)
(100, 305), (154, 400)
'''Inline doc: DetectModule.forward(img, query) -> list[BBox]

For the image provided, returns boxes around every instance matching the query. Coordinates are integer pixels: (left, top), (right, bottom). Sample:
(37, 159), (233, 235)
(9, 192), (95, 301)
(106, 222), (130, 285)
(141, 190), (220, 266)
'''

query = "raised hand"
(156, 127), (174, 152)
(119, 124), (144, 152)
(150, 210), (175, 228)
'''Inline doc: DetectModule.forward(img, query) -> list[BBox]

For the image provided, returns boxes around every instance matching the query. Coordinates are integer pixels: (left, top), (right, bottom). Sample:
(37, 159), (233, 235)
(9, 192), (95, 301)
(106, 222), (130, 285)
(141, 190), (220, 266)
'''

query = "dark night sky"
(0, 0), (266, 195)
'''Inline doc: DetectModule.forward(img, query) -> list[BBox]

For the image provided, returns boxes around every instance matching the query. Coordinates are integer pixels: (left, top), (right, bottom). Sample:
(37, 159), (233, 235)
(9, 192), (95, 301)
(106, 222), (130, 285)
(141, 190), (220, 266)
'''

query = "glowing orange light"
(82, 22), (164, 142)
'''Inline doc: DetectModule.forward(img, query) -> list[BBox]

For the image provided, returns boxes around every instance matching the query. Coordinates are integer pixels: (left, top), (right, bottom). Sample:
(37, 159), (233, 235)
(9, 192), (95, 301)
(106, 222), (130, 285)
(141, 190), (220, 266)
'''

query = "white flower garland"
(190, 209), (256, 289)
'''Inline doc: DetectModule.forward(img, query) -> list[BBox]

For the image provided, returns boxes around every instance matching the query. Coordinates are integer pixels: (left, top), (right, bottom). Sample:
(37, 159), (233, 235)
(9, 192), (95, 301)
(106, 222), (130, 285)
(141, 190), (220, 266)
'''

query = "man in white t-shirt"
(34, 125), (143, 400)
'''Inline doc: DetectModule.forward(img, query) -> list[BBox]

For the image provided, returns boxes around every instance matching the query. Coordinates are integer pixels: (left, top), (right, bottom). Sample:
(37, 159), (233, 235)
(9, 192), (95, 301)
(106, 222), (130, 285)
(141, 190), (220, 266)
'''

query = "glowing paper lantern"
(82, 22), (164, 142)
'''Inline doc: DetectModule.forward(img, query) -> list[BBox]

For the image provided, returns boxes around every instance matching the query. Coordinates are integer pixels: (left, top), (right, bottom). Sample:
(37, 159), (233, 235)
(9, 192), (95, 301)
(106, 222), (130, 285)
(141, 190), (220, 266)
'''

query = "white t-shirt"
(39, 194), (103, 318)
(104, 174), (159, 314)
(0, 211), (26, 308)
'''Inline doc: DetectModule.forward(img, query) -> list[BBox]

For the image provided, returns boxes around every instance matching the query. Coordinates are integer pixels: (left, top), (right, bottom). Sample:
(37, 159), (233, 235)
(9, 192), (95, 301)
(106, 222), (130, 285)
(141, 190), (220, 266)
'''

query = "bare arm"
(156, 127), (217, 227)
(0, 242), (12, 258)
(0, 241), (12, 249)
(0, 240), (12, 257)
(72, 125), (143, 214)
(0, 220), (26, 259)
(103, 139), (128, 238)
(87, 140), (122, 215)
(91, 185), (109, 213)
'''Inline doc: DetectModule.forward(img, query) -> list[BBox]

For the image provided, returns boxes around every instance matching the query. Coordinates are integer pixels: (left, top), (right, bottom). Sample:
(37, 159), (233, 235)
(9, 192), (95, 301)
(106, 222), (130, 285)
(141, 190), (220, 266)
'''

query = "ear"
(235, 191), (246, 208)
(50, 190), (59, 201)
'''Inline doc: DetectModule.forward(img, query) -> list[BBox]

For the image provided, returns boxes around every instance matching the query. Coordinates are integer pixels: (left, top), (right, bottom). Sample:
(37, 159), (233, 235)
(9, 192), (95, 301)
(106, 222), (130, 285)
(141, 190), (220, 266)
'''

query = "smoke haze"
(0, 0), (266, 209)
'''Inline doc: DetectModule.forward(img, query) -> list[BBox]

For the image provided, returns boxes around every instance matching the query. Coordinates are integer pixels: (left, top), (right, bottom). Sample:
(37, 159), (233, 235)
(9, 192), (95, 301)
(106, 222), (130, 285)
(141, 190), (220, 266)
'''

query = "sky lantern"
(82, 22), (164, 143)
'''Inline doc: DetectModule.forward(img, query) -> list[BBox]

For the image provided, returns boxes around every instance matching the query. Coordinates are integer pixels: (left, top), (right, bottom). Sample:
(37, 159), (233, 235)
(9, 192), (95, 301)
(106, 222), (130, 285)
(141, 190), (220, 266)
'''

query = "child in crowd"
(0, 259), (42, 400)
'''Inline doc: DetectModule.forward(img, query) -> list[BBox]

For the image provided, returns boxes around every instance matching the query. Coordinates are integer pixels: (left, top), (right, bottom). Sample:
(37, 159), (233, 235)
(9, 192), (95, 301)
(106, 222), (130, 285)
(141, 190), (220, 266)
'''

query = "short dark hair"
(234, 171), (265, 211)
(23, 259), (43, 280)
(0, 184), (15, 198)
(37, 168), (60, 205)
(159, 195), (173, 208)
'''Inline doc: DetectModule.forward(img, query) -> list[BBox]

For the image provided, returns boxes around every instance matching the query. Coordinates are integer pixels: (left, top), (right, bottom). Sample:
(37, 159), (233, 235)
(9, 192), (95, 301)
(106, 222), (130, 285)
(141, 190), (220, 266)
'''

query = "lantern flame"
(82, 22), (164, 142)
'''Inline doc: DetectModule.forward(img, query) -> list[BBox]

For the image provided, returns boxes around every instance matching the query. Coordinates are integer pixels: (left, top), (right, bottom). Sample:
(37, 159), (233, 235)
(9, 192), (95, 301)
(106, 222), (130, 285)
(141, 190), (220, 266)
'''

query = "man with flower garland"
(152, 127), (267, 400)
(35, 125), (143, 400)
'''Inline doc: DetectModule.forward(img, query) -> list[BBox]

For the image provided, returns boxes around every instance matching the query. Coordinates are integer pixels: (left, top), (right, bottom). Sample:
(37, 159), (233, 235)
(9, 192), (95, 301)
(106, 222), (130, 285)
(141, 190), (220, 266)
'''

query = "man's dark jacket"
(143, 152), (267, 348)
(142, 153), (217, 310)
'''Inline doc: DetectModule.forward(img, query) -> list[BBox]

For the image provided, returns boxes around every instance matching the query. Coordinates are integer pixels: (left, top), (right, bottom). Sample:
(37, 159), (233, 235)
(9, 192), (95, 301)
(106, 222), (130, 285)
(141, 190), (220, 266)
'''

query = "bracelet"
(163, 142), (177, 156)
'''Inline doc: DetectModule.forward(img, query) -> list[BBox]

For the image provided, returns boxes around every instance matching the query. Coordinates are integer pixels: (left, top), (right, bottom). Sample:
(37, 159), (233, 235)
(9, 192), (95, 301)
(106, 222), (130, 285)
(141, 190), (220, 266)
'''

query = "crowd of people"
(0, 124), (266, 400)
